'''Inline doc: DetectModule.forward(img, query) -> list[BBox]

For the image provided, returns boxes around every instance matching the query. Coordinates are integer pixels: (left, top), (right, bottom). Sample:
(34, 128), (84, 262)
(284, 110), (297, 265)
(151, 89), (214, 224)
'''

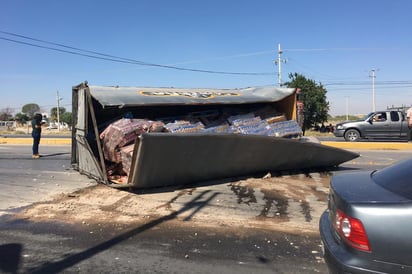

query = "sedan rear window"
(373, 158), (412, 200)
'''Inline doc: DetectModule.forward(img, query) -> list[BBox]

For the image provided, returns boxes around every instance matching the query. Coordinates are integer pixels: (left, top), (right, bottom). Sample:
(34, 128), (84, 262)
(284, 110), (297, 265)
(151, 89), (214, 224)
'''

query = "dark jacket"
(31, 114), (42, 137)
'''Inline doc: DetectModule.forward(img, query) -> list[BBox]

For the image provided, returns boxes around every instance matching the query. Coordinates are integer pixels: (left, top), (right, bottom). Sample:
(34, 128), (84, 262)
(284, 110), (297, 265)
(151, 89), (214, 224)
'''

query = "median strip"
(0, 137), (71, 145)
(1, 137), (411, 150)
(321, 141), (412, 150)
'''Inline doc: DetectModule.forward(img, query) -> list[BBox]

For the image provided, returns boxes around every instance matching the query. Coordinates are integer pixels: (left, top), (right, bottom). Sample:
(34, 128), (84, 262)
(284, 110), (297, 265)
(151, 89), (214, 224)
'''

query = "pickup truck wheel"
(344, 129), (360, 142)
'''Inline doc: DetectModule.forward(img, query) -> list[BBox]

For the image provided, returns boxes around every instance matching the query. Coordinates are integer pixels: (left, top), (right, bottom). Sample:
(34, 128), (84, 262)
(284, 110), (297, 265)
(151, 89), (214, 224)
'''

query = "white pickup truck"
(334, 110), (409, 141)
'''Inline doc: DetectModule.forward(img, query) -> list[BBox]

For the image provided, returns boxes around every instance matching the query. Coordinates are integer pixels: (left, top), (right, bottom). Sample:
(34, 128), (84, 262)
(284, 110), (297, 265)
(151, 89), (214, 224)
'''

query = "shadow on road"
(40, 152), (70, 158)
(0, 152), (70, 160)
(0, 243), (22, 274)
(20, 190), (219, 273)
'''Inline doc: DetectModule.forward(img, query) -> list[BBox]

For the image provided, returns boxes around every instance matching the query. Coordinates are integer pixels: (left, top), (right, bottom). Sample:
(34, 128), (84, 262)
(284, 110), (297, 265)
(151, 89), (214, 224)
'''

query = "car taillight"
(334, 209), (371, 252)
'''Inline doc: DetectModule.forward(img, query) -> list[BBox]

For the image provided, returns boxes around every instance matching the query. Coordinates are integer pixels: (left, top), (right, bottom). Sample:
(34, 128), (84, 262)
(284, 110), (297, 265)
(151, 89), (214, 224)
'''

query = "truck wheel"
(344, 129), (360, 142)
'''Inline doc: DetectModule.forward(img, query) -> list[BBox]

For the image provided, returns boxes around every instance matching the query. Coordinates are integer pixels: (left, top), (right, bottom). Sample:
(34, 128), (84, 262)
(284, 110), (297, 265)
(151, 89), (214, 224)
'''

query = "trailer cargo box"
(71, 82), (358, 189)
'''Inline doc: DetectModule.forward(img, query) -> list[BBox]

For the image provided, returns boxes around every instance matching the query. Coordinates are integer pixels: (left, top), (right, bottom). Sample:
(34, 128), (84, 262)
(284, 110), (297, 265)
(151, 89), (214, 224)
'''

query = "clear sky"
(1, 0), (411, 116)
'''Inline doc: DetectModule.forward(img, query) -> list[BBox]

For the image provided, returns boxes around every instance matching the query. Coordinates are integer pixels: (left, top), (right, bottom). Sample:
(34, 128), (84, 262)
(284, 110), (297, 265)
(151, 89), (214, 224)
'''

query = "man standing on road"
(407, 106), (412, 142)
(31, 113), (43, 158)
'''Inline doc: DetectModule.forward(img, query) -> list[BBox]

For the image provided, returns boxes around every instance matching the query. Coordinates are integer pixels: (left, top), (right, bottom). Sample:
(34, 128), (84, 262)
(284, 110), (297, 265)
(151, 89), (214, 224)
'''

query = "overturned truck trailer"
(71, 82), (358, 189)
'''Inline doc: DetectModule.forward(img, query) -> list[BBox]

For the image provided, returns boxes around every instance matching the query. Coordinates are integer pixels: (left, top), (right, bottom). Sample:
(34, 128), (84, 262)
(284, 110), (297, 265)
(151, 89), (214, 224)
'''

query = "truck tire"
(344, 129), (360, 142)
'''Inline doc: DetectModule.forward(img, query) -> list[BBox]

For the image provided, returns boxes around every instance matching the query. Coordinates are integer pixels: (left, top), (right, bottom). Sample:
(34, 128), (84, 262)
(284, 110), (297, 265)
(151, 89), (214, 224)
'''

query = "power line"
(324, 81), (412, 86)
(0, 31), (272, 76)
(284, 47), (399, 52)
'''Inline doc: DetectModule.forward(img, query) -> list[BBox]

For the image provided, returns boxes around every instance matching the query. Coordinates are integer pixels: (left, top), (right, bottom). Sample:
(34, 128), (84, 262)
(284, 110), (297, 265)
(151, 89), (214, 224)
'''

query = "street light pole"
(57, 91), (61, 132)
(345, 96), (349, 121)
(370, 69), (377, 112)
(274, 43), (287, 87)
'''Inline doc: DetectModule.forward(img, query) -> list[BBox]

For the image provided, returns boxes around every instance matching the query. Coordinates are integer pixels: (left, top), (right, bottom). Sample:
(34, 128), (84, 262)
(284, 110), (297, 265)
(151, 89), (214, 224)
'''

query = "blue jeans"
(32, 132), (41, 155)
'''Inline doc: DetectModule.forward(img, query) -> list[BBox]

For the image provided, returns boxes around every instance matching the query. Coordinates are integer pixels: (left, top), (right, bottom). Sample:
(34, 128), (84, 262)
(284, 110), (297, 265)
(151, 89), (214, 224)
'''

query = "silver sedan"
(320, 157), (412, 273)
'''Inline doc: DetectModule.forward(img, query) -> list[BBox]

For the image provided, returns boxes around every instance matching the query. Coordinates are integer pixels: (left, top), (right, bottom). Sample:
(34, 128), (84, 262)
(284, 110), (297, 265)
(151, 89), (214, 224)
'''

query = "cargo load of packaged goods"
(99, 110), (302, 181)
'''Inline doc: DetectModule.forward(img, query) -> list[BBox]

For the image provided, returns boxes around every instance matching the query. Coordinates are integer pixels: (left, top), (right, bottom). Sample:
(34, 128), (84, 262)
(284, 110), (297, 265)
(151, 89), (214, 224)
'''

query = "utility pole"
(274, 43), (287, 87)
(56, 91), (61, 132)
(345, 96), (349, 121)
(370, 69), (377, 112)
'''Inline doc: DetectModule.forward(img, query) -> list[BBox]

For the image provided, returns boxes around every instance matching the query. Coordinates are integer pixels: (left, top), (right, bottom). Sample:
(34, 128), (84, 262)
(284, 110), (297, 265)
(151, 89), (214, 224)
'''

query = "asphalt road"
(0, 145), (326, 273)
(0, 143), (411, 274)
(0, 145), (96, 214)
(0, 217), (325, 274)
(1, 143), (410, 215)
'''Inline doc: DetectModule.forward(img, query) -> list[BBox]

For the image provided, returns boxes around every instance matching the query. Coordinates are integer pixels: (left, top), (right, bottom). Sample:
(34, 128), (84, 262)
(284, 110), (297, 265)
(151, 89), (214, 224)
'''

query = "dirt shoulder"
(15, 171), (331, 235)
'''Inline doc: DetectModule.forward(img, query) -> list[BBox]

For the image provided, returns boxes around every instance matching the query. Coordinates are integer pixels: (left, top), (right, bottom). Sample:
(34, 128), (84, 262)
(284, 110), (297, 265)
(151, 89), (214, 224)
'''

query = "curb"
(0, 137), (71, 145)
(1, 137), (411, 150)
(321, 141), (412, 150)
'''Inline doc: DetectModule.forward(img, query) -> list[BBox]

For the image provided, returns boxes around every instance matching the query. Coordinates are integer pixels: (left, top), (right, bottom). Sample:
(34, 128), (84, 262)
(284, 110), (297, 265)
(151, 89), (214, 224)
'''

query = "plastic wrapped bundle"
(163, 120), (190, 132)
(203, 124), (235, 133)
(150, 121), (166, 132)
(164, 121), (205, 133)
(120, 144), (134, 175)
(227, 113), (255, 124)
(100, 118), (157, 163)
(237, 121), (270, 135)
(230, 116), (262, 127)
(265, 115), (286, 124)
(266, 120), (302, 138)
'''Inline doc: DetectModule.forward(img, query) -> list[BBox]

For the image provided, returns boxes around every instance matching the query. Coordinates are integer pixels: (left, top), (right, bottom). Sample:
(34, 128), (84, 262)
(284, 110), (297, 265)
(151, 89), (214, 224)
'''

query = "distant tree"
(22, 103), (40, 118)
(0, 108), (14, 121)
(285, 73), (329, 131)
(61, 112), (72, 127)
(50, 107), (66, 122)
(14, 112), (30, 126)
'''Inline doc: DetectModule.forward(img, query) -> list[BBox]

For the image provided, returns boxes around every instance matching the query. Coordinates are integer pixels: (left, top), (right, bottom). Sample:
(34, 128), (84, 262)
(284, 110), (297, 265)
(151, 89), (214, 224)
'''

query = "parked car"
(46, 124), (58, 130)
(319, 157), (412, 273)
(334, 110), (409, 141)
